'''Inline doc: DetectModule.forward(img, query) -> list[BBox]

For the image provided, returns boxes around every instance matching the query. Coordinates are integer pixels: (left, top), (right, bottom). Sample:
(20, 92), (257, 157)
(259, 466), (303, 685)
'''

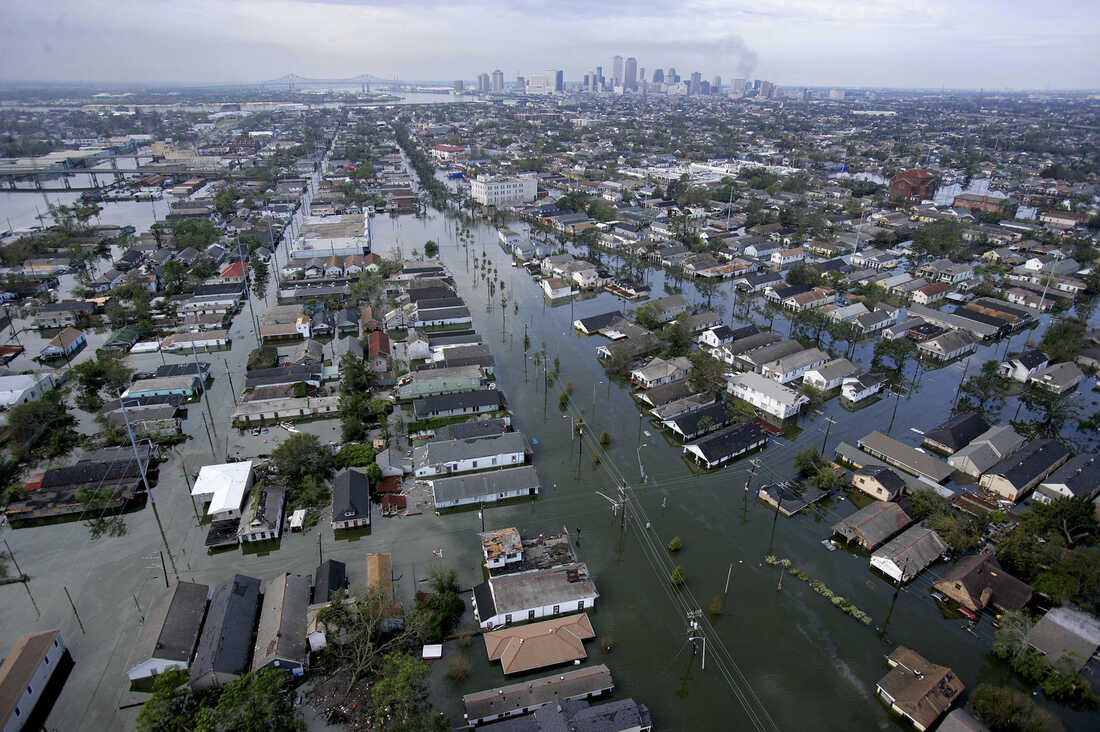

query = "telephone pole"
(821, 416), (837, 454)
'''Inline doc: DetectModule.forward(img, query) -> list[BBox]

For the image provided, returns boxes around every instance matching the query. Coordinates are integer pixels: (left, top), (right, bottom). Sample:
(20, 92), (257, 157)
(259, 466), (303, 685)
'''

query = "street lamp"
(637, 443), (647, 482)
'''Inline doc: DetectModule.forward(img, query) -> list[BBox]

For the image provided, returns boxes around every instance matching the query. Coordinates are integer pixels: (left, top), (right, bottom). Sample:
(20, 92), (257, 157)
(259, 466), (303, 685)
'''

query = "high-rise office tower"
(612, 55), (623, 86)
(753, 79), (761, 90)
(690, 71), (701, 95)
(453, 80), (464, 92)
(624, 57), (638, 90)
(652, 68), (664, 84)
(554, 70), (564, 92)
(700, 81), (710, 95)
(667, 67), (678, 84)
(491, 69), (504, 92)
(595, 66), (603, 90)
(712, 76), (721, 93)
(516, 76), (525, 92)
(733, 78), (746, 93)
(477, 73), (490, 92)
(639, 67), (645, 83)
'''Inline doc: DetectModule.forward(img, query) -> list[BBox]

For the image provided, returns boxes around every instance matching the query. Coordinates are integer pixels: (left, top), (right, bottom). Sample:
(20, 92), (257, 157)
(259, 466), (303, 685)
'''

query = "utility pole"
(224, 359), (237, 405)
(201, 411), (217, 459)
(64, 586), (85, 634)
(768, 482), (785, 553)
(687, 609), (706, 671)
(821, 416), (837, 454)
(952, 358), (971, 410)
(887, 389), (903, 435)
(881, 558), (909, 636)
(724, 562), (733, 595)
(189, 338), (216, 436)
(2, 537), (24, 579)
(743, 459), (760, 522)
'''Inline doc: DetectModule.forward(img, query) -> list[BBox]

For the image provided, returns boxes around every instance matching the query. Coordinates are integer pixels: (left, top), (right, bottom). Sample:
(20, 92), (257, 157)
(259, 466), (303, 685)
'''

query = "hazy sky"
(1, 0), (1098, 89)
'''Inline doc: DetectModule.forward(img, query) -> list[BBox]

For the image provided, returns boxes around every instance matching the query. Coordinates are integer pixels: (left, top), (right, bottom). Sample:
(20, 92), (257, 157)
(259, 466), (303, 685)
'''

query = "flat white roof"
(191, 461), (253, 515)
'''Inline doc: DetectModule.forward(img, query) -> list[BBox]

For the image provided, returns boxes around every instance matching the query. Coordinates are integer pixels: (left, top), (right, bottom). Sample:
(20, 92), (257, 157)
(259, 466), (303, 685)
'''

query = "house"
(331, 469), (370, 530)
(429, 465), (540, 509)
(252, 573), (310, 675)
(160, 330), (228, 352)
(630, 356), (691, 389)
(472, 562), (598, 629)
(932, 552), (1032, 613)
(0, 373), (56, 408)
(682, 422), (767, 469)
(761, 348), (829, 384)
(842, 373), (886, 403)
(698, 324), (756, 349)
(236, 485), (284, 543)
(483, 613), (595, 674)
(480, 528), (524, 570)
(770, 247), (805, 268)
(413, 432), (527, 478)
(394, 365), (485, 400)
(541, 277), (573, 300)
(1029, 362), (1082, 395)
(33, 300), (95, 329)
(737, 339), (804, 373)
(875, 647), (963, 731)
(916, 259), (973, 285)
(1036, 455), (1100, 504)
(289, 339), (324, 365)
(832, 501), (912, 550)
(921, 413), (990, 455)
(910, 282), (949, 305)
(126, 582), (209, 680)
(727, 371), (810, 420)
(462, 665), (615, 726)
(1006, 287), (1054, 312)
(916, 330), (976, 362)
(190, 461), (253, 521)
(947, 425), (1024, 477)
(313, 560), (347, 605)
(219, 261), (247, 284)
(574, 311), (625, 335)
(189, 574), (261, 690)
(38, 327), (85, 360)
(979, 439), (1070, 502)
(1027, 607), (1100, 673)
(999, 349), (1049, 382)
(0, 630), (67, 731)
(413, 390), (502, 420)
(870, 525), (949, 582)
(800, 359), (858, 392)
(782, 286), (832, 312)
(230, 395), (340, 426)
(639, 294), (688, 323)
(664, 401), (731, 440)
(122, 374), (202, 400)
(852, 466), (908, 501)
(857, 431), (954, 483)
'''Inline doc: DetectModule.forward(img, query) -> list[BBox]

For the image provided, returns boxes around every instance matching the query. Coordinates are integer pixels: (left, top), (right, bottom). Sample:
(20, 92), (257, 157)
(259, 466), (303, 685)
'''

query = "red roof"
(431, 144), (465, 152)
(893, 169), (933, 183)
(368, 331), (391, 359)
(220, 261), (246, 278)
(363, 253), (380, 265)
(376, 476), (402, 494)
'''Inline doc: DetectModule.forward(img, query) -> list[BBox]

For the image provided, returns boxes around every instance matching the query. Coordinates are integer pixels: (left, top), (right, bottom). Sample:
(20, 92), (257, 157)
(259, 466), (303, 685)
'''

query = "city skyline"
(1, 0), (1099, 90)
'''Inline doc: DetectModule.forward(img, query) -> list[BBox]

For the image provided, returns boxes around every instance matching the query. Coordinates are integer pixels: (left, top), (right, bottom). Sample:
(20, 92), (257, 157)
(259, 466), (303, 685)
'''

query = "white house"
(38, 327), (86, 359)
(770, 247), (805, 268)
(0, 630), (67, 730)
(412, 432), (527, 478)
(630, 356), (691, 389)
(761, 348), (829, 384)
(472, 563), (598, 629)
(480, 527), (524, 570)
(541, 277), (573, 300)
(999, 350), (1049, 383)
(803, 358), (859, 391)
(0, 373), (56, 409)
(727, 371), (810, 420)
(429, 465), (539, 509)
(842, 374), (886, 403)
(191, 461), (254, 521)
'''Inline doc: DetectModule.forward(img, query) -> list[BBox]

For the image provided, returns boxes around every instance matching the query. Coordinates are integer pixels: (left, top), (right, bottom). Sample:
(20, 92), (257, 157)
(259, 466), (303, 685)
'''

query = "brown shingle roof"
(484, 613), (595, 674)
(877, 647), (963, 730)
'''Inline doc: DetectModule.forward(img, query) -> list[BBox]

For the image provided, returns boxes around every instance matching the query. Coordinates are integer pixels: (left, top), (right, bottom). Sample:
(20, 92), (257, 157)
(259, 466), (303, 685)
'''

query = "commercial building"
(428, 465), (539, 509)
(0, 630), (67, 731)
(471, 175), (537, 206)
(413, 432), (527, 478)
(463, 665), (614, 725)
(483, 613), (595, 674)
(472, 563), (598, 629)
(190, 461), (254, 521)
(856, 431), (954, 484)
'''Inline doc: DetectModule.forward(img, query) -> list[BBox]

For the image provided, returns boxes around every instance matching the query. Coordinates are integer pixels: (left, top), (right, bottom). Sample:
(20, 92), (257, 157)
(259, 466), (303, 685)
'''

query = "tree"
(1039, 317), (1087, 363)
(688, 351), (723, 394)
(599, 430), (610, 447)
(70, 353), (132, 410)
(670, 566), (686, 587)
(968, 683), (1065, 732)
(4, 390), (77, 457)
(414, 568), (465, 642)
(423, 240), (439, 258)
(272, 433), (334, 488)
(76, 484), (127, 538)
(667, 536), (682, 552)
(318, 586), (414, 701)
(661, 318), (692, 357)
(1019, 497), (1098, 548)
(195, 669), (302, 732)
(250, 257), (269, 300)
(136, 669), (200, 732)
(794, 447), (823, 475)
(368, 652), (442, 731)
(710, 595), (724, 616)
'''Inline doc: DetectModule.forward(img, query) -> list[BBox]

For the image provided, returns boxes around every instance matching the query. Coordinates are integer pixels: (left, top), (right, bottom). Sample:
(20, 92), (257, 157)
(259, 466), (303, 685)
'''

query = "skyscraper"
(624, 57), (637, 90)
(667, 67), (677, 84)
(690, 72), (701, 95)
(733, 78), (746, 93)
(712, 76), (721, 93)
(652, 68), (664, 84)
(639, 67), (645, 83)
(453, 80), (464, 92)
(491, 69), (504, 92)
(596, 66), (603, 90)
(612, 55), (623, 86)
(554, 70), (564, 92)
(477, 73), (490, 92)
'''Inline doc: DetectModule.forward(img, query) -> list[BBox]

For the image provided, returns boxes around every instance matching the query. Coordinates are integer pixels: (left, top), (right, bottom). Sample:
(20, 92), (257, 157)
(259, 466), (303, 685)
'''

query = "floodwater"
(386, 204), (1100, 731)
(0, 154), (1095, 730)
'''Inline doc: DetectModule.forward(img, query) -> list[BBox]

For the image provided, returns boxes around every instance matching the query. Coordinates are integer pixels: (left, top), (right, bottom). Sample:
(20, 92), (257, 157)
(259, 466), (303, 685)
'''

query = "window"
(528, 610), (535, 620)
(27, 686), (32, 695)
(552, 605), (560, 614)
(505, 614), (512, 623)
(578, 600), (585, 609)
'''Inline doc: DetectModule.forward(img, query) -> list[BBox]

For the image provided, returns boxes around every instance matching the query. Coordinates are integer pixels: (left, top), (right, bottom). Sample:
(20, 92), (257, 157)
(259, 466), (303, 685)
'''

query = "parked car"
(957, 606), (977, 621)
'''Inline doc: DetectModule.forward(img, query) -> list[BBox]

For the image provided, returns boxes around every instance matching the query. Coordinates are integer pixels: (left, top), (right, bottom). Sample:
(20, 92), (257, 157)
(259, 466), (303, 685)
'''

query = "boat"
(957, 606), (977, 621)
(280, 422), (300, 433)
